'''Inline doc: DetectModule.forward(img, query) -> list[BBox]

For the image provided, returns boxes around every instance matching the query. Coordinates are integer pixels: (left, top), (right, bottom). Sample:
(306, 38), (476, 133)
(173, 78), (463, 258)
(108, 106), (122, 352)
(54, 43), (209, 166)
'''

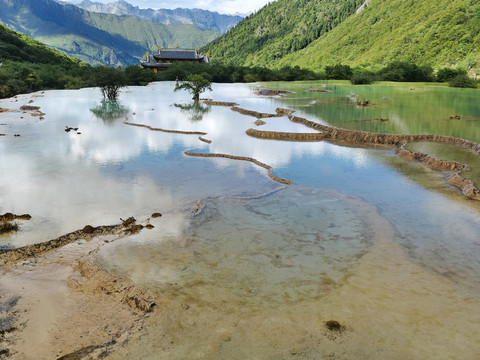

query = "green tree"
(124, 64), (157, 86)
(25, 71), (41, 91)
(94, 66), (127, 101)
(325, 64), (353, 80)
(350, 72), (374, 85)
(174, 74), (212, 102)
(436, 67), (467, 82)
(377, 62), (434, 82)
(448, 74), (477, 88)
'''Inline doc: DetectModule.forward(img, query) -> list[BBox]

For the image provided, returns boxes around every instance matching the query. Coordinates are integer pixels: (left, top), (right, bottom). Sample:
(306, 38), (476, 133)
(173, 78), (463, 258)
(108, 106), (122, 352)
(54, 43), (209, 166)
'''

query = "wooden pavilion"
(140, 48), (209, 72)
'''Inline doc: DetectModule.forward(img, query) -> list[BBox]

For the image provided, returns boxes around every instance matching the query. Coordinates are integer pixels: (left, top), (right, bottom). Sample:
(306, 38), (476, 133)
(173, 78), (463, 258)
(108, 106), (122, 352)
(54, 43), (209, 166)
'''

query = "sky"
(63, 0), (273, 15)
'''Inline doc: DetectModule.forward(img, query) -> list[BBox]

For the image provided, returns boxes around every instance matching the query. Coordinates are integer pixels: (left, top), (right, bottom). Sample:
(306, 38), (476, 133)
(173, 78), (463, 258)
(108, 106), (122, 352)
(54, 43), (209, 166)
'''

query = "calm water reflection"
(1, 81), (480, 358)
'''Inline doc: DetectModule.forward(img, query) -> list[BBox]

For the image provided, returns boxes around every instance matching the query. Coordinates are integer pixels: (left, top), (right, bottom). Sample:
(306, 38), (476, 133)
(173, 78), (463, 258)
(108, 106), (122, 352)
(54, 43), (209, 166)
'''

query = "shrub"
(377, 61), (434, 82)
(0, 220), (18, 234)
(325, 64), (353, 80)
(350, 72), (374, 85)
(448, 74), (477, 88)
(62, 75), (83, 89)
(124, 64), (156, 85)
(243, 73), (258, 82)
(436, 67), (467, 82)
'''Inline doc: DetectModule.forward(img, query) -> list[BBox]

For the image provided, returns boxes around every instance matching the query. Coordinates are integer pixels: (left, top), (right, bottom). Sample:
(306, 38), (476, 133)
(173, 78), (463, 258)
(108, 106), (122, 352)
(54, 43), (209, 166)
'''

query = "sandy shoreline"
(0, 217), (157, 359)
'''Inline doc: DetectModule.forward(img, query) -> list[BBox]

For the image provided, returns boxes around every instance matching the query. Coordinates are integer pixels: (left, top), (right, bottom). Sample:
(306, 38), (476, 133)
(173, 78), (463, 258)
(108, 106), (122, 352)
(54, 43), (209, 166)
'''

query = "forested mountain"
(0, 0), (220, 65)
(277, 0), (480, 73)
(0, 23), (78, 65)
(75, 0), (243, 33)
(0, 23), (89, 98)
(203, 0), (365, 66)
(204, 0), (480, 74)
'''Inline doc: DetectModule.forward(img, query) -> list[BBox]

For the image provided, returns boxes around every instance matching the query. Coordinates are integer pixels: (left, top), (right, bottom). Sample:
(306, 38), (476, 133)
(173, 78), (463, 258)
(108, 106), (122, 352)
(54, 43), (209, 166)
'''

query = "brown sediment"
(446, 174), (480, 200)
(448, 115), (463, 120)
(396, 148), (467, 172)
(69, 259), (156, 313)
(17, 104), (45, 118)
(286, 114), (480, 153)
(184, 151), (293, 185)
(0, 225), (120, 267)
(231, 106), (279, 118)
(65, 126), (79, 133)
(324, 320), (345, 332)
(255, 119), (266, 126)
(355, 100), (372, 106)
(195, 200), (205, 214)
(124, 121), (207, 136)
(276, 107), (295, 116)
(0, 219), (146, 267)
(0, 108), (13, 113)
(309, 89), (332, 93)
(245, 113), (480, 200)
(199, 136), (212, 144)
(246, 128), (326, 141)
(57, 345), (100, 360)
(0, 213), (31, 234)
(0, 217), (158, 359)
(231, 106), (294, 119)
(19, 105), (40, 111)
(0, 213), (31, 221)
(254, 89), (294, 96)
(202, 100), (238, 106)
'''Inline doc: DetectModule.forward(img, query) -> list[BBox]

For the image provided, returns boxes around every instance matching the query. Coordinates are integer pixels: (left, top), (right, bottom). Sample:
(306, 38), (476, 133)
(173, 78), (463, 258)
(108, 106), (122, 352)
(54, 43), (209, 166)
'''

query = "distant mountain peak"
(74, 0), (243, 33)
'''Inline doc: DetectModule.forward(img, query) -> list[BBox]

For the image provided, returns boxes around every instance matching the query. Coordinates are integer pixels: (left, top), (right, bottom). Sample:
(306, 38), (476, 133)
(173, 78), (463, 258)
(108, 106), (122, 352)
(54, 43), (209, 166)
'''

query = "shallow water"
(1, 81), (480, 358)
(263, 81), (480, 141)
(103, 193), (480, 360)
(405, 141), (480, 187)
(98, 187), (373, 307)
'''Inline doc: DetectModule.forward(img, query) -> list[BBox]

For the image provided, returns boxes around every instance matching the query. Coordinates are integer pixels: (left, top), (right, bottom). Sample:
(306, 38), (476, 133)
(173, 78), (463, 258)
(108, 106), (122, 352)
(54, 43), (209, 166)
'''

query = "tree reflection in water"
(174, 102), (211, 122)
(90, 100), (129, 122)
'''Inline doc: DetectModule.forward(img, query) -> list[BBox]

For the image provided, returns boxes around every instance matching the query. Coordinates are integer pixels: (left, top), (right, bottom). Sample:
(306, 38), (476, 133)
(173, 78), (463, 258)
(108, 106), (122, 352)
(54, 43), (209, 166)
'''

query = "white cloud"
(62, 0), (273, 15)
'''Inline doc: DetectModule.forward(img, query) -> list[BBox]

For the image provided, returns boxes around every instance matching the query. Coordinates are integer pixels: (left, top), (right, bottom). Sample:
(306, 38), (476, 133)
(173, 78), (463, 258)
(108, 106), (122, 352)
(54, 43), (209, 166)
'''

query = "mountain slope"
(0, 23), (88, 98)
(76, 0), (243, 33)
(277, 0), (480, 72)
(203, 0), (365, 66)
(205, 0), (480, 73)
(0, 0), (220, 65)
(0, 22), (77, 64)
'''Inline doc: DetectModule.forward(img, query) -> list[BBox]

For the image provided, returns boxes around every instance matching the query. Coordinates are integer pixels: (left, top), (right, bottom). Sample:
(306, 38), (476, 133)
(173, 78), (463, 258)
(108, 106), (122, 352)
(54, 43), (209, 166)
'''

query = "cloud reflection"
(31, 83), (371, 170)
(0, 83), (371, 246)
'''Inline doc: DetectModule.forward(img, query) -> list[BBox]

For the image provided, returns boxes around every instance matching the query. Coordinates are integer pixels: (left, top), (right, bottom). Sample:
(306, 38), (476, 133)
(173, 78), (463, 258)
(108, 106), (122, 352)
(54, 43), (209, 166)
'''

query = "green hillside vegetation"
(203, 0), (364, 66)
(277, 0), (480, 74)
(0, 0), (220, 65)
(205, 0), (480, 76)
(0, 23), (78, 64)
(0, 23), (157, 98)
(1, 18), (475, 101)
